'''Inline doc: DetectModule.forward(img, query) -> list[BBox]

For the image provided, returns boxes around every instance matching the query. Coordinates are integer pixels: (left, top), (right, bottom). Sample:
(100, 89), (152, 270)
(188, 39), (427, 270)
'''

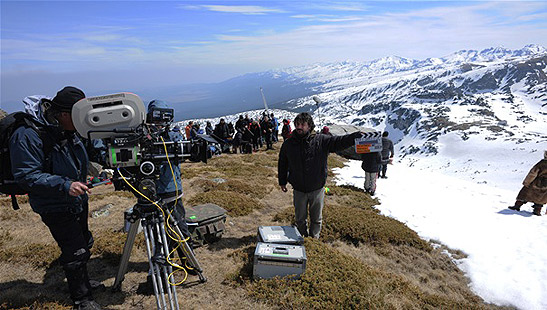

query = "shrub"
(326, 184), (380, 211)
(274, 204), (430, 251)
(88, 190), (134, 201)
(0, 229), (13, 248)
(0, 243), (60, 268)
(193, 178), (272, 199)
(229, 239), (486, 309)
(93, 229), (144, 265)
(187, 191), (264, 216)
(327, 153), (346, 169)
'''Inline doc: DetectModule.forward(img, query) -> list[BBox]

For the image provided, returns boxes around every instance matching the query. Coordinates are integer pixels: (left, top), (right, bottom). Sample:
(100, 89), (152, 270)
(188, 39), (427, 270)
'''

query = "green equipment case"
(185, 203), (227, 247)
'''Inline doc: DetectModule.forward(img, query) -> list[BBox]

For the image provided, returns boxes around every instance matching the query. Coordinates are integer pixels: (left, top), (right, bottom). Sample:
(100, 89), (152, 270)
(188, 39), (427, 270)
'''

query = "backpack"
(0, 111), (54, 210)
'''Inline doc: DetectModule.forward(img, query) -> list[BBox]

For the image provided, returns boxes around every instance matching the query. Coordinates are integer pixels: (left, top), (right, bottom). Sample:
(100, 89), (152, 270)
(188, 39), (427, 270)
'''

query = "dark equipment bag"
(0, 112), (53, 210)
(184, 203), (227, 248)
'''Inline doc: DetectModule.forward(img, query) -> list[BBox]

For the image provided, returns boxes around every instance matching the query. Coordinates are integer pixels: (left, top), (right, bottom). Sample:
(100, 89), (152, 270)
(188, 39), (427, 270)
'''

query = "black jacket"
(214, 123), (229, 139)
(278, 131), (362, 193)
(361, 152), (382, 173)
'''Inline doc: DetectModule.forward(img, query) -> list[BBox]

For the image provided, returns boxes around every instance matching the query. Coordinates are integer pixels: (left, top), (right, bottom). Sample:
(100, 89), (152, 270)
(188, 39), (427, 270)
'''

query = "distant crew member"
(509, 150), (547, 216)
(380, 131), (394, 178)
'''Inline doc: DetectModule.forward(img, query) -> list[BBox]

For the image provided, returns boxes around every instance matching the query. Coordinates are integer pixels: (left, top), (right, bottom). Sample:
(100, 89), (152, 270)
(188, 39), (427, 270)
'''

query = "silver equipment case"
(257, 225), (304, 245)
(253, 242), (306, 280)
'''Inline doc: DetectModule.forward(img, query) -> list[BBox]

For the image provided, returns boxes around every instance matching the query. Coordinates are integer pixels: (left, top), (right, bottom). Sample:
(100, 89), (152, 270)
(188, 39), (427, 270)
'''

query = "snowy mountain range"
(274, 44), (547, 156)
(186, 44), (546, 189)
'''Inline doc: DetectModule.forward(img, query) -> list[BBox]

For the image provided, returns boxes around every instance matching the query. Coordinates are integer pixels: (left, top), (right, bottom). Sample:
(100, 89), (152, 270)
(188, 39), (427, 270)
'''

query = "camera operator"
(9, 86), (101, 310)
(146, 100), (191, 241)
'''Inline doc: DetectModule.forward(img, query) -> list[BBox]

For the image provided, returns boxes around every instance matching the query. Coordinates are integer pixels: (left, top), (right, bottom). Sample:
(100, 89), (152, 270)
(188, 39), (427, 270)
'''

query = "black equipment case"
(184, 203), (227, 247)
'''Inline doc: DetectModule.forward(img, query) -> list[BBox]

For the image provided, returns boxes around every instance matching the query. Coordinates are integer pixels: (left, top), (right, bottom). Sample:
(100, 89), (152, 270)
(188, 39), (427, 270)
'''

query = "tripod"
(112, 194), (207, 310)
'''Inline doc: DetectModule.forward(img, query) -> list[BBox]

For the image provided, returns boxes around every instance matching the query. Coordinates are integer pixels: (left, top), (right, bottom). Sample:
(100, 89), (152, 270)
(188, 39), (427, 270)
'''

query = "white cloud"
(216, 35), (253, 42)
(315, 17), (363, 22)
(290, 14), (362, 22)
(82, 34), (122, 42)
(291, 14), (318, 19)
(167, 2), (547, 67)
(200, 5), (285, 15)
(304, 2), (370, 12)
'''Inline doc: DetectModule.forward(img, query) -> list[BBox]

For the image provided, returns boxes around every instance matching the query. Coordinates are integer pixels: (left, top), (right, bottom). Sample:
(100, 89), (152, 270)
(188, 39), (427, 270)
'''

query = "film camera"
(72, 92), (207, 189)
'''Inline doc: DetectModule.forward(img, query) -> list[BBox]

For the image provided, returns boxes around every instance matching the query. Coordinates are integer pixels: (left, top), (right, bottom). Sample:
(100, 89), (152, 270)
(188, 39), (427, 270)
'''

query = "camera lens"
(140, 161), (155, 175)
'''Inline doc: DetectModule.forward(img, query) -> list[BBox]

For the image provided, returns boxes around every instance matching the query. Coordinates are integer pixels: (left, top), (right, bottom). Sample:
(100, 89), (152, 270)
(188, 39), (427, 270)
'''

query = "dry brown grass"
(92, 229), (145, 266)
(187, 190), (265, 216)
(193, 178), (273, 199)
(0, 242), (60, 268)
(228, 238), (498, 310)
(0, 145), (509, 310)
(1, 300), (71, 310)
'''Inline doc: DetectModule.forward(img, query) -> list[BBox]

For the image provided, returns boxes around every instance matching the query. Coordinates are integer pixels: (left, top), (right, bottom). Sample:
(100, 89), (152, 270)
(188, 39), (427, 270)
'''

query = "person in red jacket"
(281, 119), (292, 141)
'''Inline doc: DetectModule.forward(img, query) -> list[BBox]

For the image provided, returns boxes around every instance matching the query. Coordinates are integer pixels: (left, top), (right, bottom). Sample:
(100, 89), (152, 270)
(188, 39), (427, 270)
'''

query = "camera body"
(72, 93), (207, 194)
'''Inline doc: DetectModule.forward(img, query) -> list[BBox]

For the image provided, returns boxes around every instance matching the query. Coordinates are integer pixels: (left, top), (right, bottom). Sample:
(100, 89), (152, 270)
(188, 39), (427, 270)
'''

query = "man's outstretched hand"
(280, 185), (288, 192)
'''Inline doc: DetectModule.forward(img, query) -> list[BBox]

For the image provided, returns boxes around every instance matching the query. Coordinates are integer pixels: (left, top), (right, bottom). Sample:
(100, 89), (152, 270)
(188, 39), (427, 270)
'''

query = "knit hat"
(51, 86), (85, 112)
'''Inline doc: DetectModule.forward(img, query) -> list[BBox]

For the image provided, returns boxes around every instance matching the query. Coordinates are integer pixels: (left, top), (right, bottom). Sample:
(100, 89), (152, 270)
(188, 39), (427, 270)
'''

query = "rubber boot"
(509, 200), (525, 211)
(532, 204), (543, 216)
(64, 263), (96, 308)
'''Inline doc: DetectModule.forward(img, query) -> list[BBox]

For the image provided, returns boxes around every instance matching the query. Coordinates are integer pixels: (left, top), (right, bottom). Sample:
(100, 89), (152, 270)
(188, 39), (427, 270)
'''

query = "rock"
(91, 204), (113, 218)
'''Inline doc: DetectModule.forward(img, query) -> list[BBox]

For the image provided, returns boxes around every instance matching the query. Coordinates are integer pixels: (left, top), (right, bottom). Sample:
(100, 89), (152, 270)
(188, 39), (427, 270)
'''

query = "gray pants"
(364, 172), (377, 193)
(293, 188), (325, 239)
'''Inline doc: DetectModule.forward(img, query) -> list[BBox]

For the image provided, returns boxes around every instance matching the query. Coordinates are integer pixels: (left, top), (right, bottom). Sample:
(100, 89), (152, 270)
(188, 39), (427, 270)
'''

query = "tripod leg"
(158, 220), (180, 310)
(143, 220), (167, 310)
(113, 219), (140, 291)
(155, 220), (177, 310)
(169, 218), (207, 283)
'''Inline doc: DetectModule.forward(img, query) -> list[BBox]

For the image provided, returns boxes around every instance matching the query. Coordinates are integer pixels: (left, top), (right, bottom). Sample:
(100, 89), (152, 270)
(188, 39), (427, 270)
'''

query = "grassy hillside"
(0, 145), (512, 309)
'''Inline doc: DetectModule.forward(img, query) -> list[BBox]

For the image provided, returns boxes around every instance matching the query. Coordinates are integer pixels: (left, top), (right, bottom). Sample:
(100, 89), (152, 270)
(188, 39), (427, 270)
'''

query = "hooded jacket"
(278, 131), (362, 193)
(10, 99), (89, 214)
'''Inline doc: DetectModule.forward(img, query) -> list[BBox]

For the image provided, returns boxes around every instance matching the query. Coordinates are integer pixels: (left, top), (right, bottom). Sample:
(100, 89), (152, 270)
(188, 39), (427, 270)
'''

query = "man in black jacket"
(278, 113), (363, 238)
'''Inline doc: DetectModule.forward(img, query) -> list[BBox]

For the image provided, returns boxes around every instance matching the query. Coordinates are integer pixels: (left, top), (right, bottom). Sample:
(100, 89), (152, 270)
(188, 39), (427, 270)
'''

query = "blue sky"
(2, 1), (547, 107)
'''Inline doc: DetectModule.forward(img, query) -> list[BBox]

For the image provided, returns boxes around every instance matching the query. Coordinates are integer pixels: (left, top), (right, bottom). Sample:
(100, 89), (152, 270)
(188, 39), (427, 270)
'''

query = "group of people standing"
(183, 112), (289, 154)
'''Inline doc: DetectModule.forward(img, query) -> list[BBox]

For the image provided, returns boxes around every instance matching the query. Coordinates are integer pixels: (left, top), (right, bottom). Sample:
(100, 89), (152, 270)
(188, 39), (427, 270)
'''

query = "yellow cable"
(117, 168), (190, 285)
(158, 136), (197, 283)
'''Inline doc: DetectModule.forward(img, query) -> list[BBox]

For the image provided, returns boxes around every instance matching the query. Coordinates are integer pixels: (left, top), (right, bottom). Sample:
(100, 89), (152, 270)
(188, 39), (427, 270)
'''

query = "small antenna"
(260, 87), (269, 112)
(312, 96), (322, 127)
